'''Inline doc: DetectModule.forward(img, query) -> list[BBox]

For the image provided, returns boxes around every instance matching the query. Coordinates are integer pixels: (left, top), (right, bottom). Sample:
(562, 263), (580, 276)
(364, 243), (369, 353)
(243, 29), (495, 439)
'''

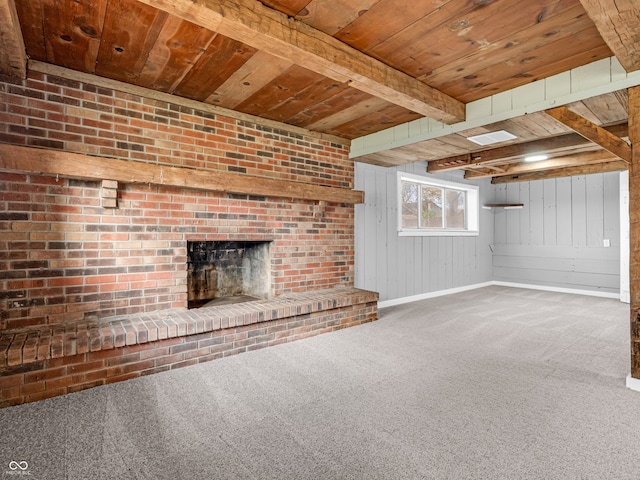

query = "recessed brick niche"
(0, 69), (378, 407)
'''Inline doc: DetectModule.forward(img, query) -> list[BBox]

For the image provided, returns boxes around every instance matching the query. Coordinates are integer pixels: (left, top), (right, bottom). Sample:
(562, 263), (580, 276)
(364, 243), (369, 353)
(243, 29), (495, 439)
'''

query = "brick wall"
(0, 70), (356, 331)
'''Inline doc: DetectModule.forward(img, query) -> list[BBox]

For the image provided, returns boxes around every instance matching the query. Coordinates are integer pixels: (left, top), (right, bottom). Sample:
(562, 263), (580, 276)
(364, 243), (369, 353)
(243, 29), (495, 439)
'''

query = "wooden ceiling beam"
(427, 122), (629, 173)
(545, 106), (631, 164)
(465, 149), (622, 180)
(491, 160), (628, 184)
(0, 0), (27, 78)
(579, 0), (640, 73)
(135, 0), (465, 124)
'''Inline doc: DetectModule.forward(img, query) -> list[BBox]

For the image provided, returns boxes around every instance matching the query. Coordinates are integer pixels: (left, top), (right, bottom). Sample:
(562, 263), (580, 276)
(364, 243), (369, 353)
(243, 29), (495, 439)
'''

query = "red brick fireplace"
(0, 67), (378, 407)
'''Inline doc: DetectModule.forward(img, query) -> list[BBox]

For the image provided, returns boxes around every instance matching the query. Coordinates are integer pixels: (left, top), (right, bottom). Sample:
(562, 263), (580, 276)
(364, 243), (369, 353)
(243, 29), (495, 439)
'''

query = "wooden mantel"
(0, 144), (364, 204)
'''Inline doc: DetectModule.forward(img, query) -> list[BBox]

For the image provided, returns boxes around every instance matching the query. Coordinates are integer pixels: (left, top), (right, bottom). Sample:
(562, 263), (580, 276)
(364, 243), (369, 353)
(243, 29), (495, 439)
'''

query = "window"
(398, 172), (479, 236)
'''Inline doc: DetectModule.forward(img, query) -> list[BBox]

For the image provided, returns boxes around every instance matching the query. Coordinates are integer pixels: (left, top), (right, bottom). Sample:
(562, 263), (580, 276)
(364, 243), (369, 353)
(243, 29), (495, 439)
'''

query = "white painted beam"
(351, 57), (640, 159)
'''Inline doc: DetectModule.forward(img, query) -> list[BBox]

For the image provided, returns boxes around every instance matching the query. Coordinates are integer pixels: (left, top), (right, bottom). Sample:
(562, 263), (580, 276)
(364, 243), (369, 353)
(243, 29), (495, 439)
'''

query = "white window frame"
(397, 172), (479, 237)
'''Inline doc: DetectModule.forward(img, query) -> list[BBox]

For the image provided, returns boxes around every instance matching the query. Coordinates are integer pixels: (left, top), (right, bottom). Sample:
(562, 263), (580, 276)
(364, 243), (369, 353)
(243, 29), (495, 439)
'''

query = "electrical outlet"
(603, 239), (610, 247)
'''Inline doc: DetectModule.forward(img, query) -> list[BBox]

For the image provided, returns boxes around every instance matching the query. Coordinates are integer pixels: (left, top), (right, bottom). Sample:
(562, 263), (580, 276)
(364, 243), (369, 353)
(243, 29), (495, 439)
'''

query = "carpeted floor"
(1, 286), (640, 479)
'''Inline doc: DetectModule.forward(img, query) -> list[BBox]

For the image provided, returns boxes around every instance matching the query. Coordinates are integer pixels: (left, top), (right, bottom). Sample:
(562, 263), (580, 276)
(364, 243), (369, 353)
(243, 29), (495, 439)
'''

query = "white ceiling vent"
(466, 130), (517, 146)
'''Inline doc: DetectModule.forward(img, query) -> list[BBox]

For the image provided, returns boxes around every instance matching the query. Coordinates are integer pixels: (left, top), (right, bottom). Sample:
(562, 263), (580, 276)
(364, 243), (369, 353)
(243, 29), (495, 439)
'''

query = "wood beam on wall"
(136, 0), (465, 124)
(579, 0), (640, 73)
(545, 106), (631, 164)
(0, 144), (365, 204)
(0, 0), (27, 78)
(629, 85), (640, 378)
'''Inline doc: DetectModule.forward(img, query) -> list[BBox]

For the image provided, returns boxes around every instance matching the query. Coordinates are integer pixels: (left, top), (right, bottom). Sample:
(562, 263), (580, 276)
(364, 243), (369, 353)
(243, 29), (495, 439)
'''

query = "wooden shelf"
(482, 203), (524, 209)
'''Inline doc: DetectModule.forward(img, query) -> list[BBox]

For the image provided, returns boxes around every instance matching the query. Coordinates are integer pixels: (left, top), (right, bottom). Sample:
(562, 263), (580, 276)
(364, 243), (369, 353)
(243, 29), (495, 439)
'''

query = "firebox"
(187, 240), (271, 308)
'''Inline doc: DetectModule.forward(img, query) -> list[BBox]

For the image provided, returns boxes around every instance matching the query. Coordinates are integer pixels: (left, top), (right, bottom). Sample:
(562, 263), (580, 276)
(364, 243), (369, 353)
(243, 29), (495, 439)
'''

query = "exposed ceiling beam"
(0, 0), (27, 78)
(545, 106), (631, 164)
(427, 123), (629, 174)
(465, 150), (620, 180)
(351, 57), (640, 160)
(579, 0), (640, 73)
(135, 0), (465, 124)
(491, 160), (628, 184)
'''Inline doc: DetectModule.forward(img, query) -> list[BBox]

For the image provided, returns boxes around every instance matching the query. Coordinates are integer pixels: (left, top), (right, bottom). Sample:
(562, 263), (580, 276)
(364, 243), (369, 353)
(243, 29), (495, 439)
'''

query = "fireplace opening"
(187, 240), (271, 309)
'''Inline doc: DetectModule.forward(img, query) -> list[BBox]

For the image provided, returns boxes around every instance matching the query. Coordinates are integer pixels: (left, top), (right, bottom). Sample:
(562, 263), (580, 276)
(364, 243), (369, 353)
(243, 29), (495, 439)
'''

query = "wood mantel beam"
(579, 0), (640, 72)
(0, 144), (364, 204)
(545, 106), (631, 164)
(135, 0), (465, 124)
(0, 0), (27, 78)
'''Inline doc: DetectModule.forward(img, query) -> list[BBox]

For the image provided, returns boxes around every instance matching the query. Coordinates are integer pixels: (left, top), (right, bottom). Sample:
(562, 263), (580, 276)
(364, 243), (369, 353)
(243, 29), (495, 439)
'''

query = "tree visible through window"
(398, 173), (479, 236)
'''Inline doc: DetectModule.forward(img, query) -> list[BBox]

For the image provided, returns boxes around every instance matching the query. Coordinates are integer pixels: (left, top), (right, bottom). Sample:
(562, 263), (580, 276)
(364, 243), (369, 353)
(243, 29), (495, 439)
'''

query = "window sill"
(398, 230), (479, 237)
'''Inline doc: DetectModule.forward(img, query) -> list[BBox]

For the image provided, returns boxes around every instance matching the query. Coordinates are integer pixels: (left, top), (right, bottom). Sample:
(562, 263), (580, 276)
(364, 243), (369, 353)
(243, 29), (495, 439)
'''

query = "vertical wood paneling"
(413, 238), (423, 295)
(429, 238), (439, 292)
(586, 174), (605, 247)
(519, 182), (530, 245)
(356, 162), (620, 300)
(543, 179), (557, 245)
(506, 182), (520, 244)
(443, 237), (452, 289)
(572, 175), (588, 247)
(603, 171), (620, 246)
(529, 181), (544, 244)
(354, 163), (492, 301)
(355, 165), (379, 285)
(376, 168), (389, 296)
(556, 177), (573, 246)
(494, 183), (507, 244)
(421, 240), (430, 291)
(385, 169), (399, 299)
(495, 172), (621, 294)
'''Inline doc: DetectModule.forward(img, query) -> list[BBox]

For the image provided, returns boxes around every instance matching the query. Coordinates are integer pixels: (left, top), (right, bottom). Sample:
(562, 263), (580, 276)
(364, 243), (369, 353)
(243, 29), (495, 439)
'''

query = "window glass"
(445, 189), (465, 229)
(421, 186), (443, 228)
(398, 172), (479, 237)
(401, 182), (419, 228)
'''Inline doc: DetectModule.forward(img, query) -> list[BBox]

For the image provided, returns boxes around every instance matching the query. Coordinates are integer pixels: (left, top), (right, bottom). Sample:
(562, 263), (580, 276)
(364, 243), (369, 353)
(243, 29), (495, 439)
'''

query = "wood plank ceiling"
(5, 0), (640, 180)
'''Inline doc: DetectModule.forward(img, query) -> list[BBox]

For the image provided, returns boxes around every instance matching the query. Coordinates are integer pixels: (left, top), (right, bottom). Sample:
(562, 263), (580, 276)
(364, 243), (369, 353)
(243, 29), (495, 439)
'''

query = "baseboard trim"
(378, 282), (494, 309)
(378, 280), (620, 309)
(626, 374), (640, 392)
(492, 281), (620, 300)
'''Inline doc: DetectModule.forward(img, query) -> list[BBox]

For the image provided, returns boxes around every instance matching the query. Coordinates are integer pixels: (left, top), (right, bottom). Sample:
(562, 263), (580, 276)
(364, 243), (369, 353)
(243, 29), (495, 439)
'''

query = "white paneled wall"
(355, 164), (622, 301)
(355, 162), (494, 302)
(492, 172), (621, 294)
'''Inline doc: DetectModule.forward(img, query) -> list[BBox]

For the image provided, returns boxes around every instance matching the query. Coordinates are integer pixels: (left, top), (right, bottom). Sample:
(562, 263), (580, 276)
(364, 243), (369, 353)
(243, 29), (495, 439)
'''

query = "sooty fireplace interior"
(187, 240), (271, 308)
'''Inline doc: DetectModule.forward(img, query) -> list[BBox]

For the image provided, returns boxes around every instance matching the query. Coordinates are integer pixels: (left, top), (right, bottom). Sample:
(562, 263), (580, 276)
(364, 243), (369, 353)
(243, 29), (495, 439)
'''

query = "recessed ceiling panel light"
(524, 154), (549, 162)
(466, 130), (517, 146)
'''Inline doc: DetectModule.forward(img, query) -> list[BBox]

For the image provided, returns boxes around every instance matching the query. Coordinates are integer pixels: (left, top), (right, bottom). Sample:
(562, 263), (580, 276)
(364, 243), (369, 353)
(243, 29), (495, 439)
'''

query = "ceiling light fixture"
(466, 130), (517, 146)
(524, 154), (549, 162)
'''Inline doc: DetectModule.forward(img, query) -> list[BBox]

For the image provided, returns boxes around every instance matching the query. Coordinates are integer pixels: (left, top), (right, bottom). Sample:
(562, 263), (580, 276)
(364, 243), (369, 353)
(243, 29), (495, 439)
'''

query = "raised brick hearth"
(0, 288), (377, 407)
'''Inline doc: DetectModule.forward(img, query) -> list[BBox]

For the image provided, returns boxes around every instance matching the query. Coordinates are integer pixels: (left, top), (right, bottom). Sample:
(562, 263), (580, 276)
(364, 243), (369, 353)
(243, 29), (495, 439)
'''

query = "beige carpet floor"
(1, 286), (639, 479)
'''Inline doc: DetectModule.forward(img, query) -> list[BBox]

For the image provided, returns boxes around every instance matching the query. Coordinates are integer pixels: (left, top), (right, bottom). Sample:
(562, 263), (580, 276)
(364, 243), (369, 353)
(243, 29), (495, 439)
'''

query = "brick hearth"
(0, 288), (378, 407)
